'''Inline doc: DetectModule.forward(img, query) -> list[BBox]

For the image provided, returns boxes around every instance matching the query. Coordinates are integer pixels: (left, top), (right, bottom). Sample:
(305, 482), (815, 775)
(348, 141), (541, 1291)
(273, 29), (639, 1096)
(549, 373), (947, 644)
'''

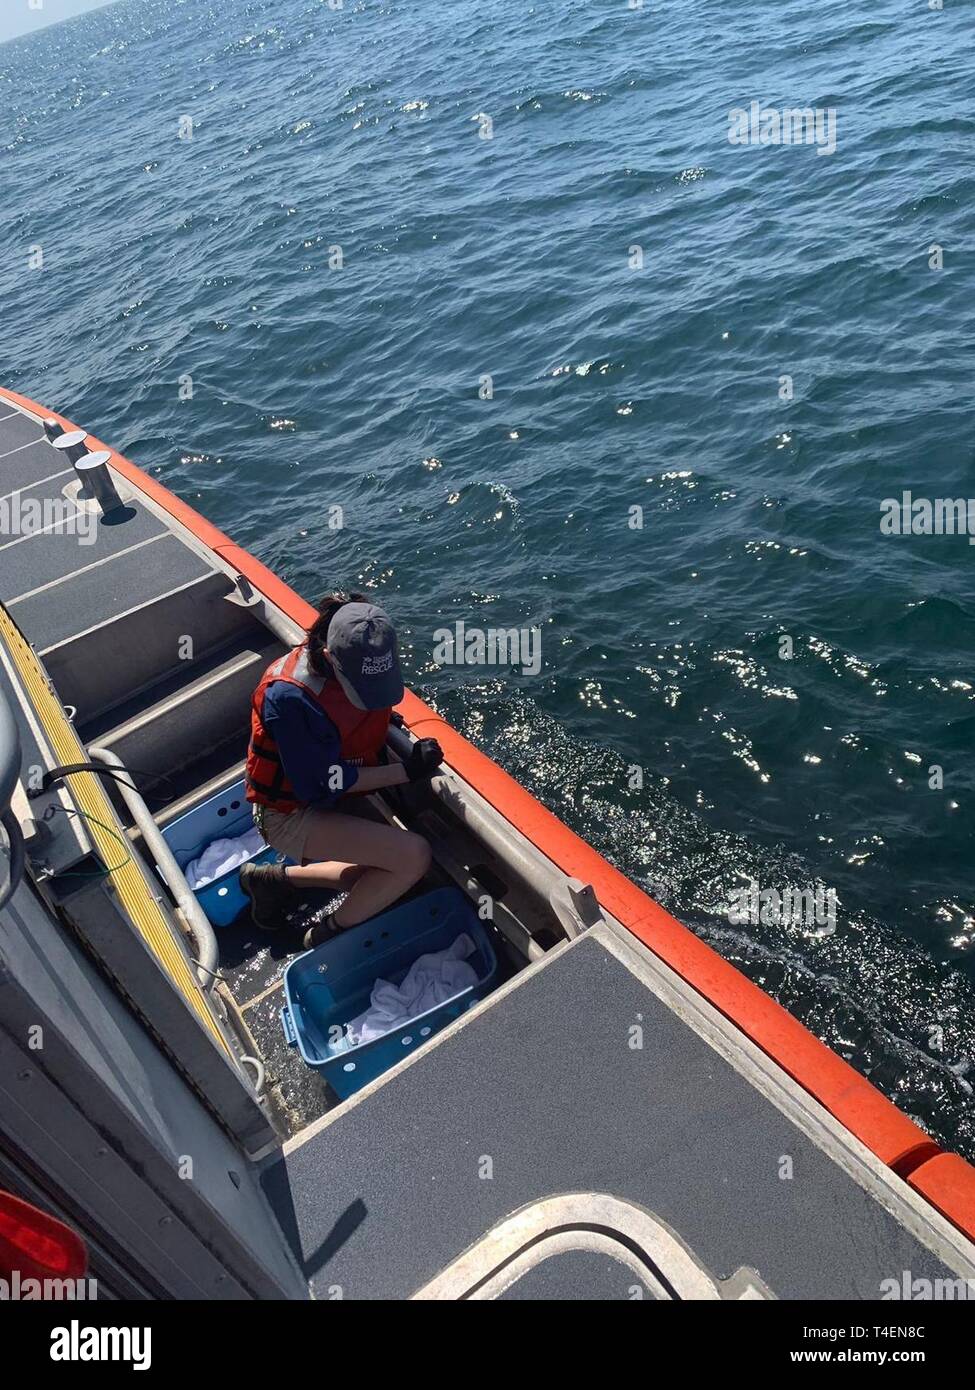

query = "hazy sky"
(0, 0), (119, 45)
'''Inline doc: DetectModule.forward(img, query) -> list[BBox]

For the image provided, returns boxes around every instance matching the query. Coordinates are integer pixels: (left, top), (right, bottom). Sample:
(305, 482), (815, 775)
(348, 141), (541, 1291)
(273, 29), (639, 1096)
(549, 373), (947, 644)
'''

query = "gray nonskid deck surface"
(5, 505), (168, 602)
(0, 440), (71, 494)
(261, 931), (961, 1300)
(14, 534), (211, 652)
(0, 410), (46, 454)
(0, 405), (217, 649)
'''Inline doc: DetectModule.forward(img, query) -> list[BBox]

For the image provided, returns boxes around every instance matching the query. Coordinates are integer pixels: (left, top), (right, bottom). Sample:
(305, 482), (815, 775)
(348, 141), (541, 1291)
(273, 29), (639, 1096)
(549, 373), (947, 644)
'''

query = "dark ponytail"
(306, 591), (366, 674)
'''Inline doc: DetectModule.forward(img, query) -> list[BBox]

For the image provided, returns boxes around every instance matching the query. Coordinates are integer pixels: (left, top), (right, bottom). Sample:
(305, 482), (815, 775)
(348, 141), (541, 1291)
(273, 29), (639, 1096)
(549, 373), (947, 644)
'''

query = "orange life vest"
(245, 645), (390, 812)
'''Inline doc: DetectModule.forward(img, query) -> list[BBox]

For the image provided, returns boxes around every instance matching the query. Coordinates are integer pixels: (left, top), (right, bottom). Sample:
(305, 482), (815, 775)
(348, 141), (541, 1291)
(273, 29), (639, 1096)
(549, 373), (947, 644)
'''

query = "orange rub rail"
(4, 385), (974, 1243)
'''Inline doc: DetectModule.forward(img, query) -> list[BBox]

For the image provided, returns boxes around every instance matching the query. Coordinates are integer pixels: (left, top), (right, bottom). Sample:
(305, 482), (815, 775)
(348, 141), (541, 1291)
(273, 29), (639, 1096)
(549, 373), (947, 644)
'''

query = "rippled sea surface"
(1, 0), (973, 1152)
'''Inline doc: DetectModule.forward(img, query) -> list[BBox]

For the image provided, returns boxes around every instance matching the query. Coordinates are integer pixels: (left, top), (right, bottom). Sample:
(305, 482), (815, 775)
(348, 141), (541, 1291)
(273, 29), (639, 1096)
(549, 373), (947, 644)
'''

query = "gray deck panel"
(10, 533), (213, 651)
(260, 933), (957, 1301)
(0, 411), (46, 455)
(1, 504), (169, 603)
(0, 441), (70, 496)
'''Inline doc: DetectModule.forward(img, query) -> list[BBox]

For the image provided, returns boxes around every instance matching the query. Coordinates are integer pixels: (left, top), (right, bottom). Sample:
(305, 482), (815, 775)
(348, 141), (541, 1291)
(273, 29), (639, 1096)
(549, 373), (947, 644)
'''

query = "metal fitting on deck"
(51, 428), (89, 464)
(51, 431), (125, 516)
(75, 450), (125, 516)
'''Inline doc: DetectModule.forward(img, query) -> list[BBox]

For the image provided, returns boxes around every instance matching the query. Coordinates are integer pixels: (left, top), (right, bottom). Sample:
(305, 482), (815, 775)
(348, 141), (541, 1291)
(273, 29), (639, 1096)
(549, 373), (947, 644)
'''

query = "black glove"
(405, 738), (443, 783)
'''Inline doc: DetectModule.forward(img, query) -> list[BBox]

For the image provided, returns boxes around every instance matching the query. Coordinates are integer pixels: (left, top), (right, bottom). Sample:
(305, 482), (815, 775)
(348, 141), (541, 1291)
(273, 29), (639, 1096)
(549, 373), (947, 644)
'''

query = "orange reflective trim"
(907, 1154), (975, 1239)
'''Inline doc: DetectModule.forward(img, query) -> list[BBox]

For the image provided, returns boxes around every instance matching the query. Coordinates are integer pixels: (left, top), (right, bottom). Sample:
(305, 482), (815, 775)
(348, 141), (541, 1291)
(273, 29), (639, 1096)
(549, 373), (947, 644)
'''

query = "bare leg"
(283, 811), (431, 927)
(286, 861), (364, 890)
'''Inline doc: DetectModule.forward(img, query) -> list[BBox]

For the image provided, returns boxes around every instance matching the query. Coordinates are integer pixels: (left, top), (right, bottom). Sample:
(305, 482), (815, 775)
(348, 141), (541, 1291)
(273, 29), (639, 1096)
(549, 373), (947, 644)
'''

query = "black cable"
(28, 762), (175, 803)
(51, 806), (132, 878)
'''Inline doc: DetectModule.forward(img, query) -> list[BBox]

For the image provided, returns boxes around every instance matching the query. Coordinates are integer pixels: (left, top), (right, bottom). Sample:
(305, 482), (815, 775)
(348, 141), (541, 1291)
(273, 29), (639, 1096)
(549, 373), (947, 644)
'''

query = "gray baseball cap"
(327, 601), (404, 710)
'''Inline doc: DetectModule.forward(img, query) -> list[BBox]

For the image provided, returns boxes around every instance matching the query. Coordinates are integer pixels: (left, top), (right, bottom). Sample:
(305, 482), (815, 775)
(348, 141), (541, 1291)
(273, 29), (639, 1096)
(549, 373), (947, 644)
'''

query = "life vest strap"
(248, 737), (281, 763)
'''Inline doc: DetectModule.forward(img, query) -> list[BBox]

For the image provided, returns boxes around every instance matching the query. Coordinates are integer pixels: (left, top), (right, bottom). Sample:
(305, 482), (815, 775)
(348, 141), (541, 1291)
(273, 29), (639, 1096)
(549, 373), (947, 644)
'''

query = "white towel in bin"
(337, 932), (479, 1050)
(186, 827), (265, 889)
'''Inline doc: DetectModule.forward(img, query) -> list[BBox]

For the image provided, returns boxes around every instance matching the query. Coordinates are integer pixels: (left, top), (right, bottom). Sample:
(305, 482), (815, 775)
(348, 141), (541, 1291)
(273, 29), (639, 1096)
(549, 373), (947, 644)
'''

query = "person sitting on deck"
(241, 593), (442, 948)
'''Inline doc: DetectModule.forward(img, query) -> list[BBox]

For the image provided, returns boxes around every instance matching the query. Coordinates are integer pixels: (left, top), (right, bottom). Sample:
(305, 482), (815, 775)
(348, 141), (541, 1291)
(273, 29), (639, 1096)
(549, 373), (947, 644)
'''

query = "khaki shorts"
(253, 804), (323, 864)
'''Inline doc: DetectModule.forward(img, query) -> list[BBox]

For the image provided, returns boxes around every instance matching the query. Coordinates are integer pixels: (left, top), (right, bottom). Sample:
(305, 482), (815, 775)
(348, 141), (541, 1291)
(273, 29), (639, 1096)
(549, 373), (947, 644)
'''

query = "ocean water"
(1, 0), (973, 1154)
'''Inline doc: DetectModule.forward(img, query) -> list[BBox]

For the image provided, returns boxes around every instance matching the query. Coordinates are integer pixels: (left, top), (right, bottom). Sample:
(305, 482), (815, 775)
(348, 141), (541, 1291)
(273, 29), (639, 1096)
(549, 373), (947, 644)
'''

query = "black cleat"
(240, 861), (292, 932)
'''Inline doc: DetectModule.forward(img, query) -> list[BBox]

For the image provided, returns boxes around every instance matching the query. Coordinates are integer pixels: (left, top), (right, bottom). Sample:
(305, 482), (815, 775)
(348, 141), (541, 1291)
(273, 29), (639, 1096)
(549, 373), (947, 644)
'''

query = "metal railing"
(86, 745), (220, 991)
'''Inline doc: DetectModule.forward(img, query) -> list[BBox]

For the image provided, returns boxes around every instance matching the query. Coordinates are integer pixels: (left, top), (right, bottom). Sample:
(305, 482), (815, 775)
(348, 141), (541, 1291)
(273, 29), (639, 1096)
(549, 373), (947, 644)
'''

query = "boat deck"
(0, 404), (212, 658)
(262, 924), (967, 1300)
(3, 396), (975, 1297)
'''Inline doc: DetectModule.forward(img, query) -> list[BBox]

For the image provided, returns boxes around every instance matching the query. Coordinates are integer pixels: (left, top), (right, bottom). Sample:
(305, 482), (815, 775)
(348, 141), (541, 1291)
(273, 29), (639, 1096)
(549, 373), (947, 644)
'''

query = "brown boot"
(240, 861), (292, 932)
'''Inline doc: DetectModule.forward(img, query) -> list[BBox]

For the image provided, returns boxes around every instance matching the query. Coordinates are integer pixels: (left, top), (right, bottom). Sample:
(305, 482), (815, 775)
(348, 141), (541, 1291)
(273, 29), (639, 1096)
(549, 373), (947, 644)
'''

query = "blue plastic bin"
(280, 886), (498, 1098)
(160, 777), (285, 927)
